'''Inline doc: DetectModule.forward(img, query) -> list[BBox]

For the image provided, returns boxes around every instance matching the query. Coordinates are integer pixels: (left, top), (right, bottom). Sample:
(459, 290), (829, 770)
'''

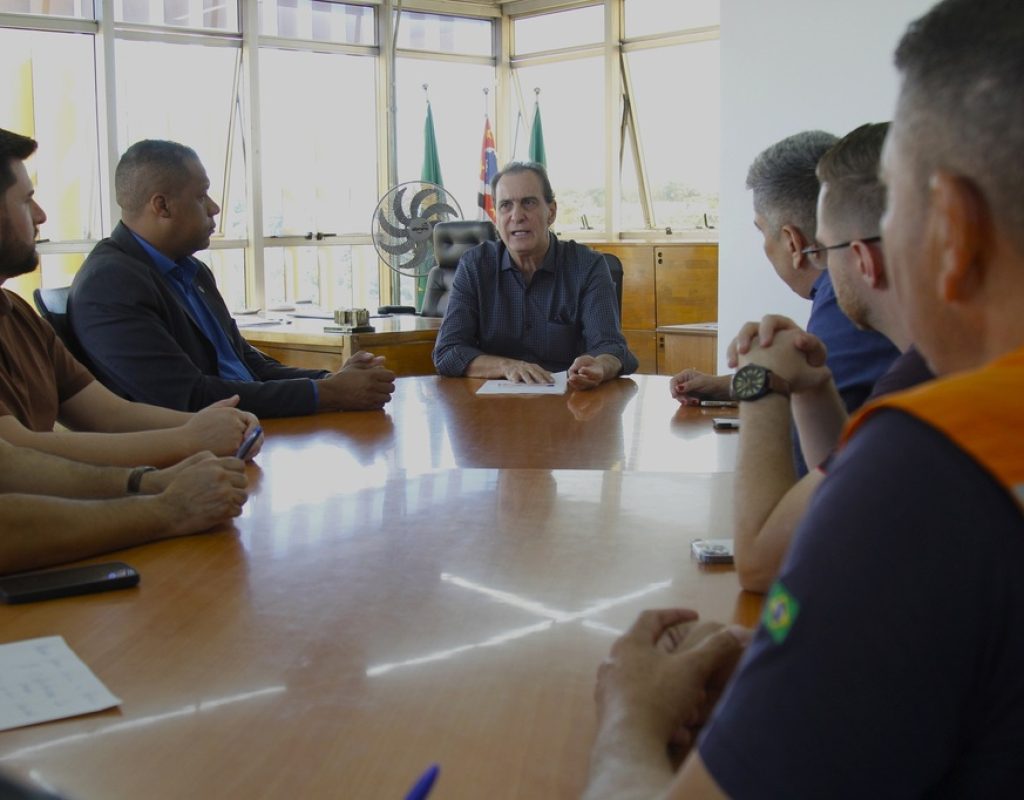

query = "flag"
(421, 100), (443, 186)
(418, 100), (443, 308)
(477, 115), (497, 223)
(529, 98), (547, 168)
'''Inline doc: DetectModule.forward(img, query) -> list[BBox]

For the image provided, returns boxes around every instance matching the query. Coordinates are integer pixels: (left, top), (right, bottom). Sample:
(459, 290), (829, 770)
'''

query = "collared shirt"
(130, 232), (254, 383)
(432, 234), (638, 376)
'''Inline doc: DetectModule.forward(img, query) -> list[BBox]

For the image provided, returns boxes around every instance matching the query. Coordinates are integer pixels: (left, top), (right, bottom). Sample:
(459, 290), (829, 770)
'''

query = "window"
(115, 0), (238, 32)
(259, 0), (374, 45)
(514, 5), (603, 54)
(259, 48), (376, 239)
(0, 0), (92, 17)
(395, 59), (493, 222)
(390, 9), (495, 307)
(395, 10), (490, 56)
(513, 57), (606, 234)
(262, 244), (378, 310)
(624, 39), (719, 231)
(0, 27), (100, 297)
(2, 0), (721, 317)
(624, 0), (719, 37)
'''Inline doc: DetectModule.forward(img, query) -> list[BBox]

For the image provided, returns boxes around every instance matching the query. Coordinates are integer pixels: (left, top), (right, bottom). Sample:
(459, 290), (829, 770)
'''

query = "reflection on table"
(261, 374), (739, 473)
(0, 377), (752, 800)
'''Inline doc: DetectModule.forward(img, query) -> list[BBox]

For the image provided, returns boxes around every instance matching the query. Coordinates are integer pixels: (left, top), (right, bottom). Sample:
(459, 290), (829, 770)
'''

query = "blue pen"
(404, 764), (439, 800)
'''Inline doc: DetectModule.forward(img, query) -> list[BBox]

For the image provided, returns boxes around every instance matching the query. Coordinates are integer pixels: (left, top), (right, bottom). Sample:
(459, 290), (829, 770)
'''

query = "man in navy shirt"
(583, 1), (1024, 797)
(432, 162), (637, 391)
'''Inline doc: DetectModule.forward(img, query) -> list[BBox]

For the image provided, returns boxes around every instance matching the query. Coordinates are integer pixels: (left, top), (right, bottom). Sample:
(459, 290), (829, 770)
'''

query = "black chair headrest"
(434, 220), (497, 270)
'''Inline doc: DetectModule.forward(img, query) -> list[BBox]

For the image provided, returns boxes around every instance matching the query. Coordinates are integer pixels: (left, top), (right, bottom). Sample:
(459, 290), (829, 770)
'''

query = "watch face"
(732, 365), (768, 400)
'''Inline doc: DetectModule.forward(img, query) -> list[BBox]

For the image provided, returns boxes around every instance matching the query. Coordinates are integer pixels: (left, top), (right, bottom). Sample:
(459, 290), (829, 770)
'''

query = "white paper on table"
(476, 371), (568, 395)
(0, 636), (121, 732)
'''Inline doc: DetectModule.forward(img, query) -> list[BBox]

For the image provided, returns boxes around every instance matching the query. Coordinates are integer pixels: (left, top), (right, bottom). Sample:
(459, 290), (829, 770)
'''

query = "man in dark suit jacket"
(70, 140), (394, 418)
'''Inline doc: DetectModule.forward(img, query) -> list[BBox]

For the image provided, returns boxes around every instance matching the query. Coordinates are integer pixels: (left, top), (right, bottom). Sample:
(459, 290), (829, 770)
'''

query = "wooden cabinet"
(242, 317), (442, 377)
(657, 323), (718, 376)
(594, 242), (717, 374)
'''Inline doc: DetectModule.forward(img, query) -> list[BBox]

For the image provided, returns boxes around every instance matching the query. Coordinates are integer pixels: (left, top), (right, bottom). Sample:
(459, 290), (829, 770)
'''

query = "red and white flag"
(477, 115), (498, 223)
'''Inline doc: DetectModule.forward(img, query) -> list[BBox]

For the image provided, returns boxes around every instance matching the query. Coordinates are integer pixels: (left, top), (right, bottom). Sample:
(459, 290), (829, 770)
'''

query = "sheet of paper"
(476, 371), (568, 395)
(0, 636), (121, 732)
(233, 317), (287, 328)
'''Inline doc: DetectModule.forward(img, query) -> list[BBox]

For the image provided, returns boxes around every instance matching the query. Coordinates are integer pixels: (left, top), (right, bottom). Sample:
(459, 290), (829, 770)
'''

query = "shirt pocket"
(543, 319), (579, 364)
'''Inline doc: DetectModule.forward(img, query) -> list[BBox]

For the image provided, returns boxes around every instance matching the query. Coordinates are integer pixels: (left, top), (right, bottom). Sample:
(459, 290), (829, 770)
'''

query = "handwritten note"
(476, 371), (568, 396)
(0, 636), (120, 732)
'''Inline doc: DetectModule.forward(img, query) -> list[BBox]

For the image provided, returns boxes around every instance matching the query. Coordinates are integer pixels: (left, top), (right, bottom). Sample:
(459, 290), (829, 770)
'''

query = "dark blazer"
(69, 222), (328, 418)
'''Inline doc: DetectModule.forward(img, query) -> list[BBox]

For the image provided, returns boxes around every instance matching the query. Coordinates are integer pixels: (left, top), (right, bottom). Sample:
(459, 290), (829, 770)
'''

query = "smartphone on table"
(691, 539), (735, 565)
(0, 562), (140, 604)
(236, 425), (263, 459)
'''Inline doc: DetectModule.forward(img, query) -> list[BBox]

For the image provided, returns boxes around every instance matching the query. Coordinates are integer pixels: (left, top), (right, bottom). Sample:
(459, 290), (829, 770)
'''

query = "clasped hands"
(595, 609), (751, 759)
(727, 315), (833, 394)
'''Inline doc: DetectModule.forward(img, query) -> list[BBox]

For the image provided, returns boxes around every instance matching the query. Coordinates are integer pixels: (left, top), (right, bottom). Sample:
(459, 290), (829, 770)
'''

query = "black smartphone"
(235, 425), (263, 459)
(0, 562), (140, 604)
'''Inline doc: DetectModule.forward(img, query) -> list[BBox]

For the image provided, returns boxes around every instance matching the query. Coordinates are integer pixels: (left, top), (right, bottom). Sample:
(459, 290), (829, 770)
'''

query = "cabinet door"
(657, 330), (718, 376)
(655, 245), (718, 326)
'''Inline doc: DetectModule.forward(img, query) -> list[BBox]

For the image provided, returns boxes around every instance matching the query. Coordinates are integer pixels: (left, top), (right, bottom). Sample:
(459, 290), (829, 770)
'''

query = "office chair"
(33, 286), (88, 363)
(601, 253), (624, 314)
(420, 219), (497, 317)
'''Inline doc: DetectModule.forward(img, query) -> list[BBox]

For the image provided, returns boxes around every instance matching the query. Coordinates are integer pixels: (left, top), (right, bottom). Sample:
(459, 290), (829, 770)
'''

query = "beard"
(0, 210), (39, 280)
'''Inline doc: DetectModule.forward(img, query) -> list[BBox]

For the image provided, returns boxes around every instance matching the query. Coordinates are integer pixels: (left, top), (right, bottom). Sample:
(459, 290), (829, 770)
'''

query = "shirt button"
(525, 322), (532, 331)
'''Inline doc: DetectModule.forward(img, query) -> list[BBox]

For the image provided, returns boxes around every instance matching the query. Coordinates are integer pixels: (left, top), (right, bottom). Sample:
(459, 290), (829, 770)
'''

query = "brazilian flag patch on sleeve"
(763, 581), (800, 644)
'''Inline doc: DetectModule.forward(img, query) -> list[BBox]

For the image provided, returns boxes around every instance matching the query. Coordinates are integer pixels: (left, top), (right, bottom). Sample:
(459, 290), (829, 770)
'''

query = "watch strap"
(126, 466), (158, 495)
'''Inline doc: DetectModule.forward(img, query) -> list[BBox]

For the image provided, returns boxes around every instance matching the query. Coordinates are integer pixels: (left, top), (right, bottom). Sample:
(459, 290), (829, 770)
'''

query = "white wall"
(717, 0), (935, 369)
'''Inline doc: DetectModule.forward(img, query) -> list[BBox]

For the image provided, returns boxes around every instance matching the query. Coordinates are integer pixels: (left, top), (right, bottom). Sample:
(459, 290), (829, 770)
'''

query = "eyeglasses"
(801, 235), (882, 260)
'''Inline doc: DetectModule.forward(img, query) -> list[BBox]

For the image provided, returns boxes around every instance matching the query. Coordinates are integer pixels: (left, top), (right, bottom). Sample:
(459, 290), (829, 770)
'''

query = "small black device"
(712, 417), (740, 431)
(0, 562), (140, 604)
(235, 425), (263, 459)
(691, 539), (735, 564)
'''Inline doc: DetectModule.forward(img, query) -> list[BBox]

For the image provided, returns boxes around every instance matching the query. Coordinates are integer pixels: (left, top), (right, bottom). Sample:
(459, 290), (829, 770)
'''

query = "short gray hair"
(746, 130), (838, 238)
(115, 139), (200, 215)
(894, 0), (1024, 252)
(491, 161), (555, 204)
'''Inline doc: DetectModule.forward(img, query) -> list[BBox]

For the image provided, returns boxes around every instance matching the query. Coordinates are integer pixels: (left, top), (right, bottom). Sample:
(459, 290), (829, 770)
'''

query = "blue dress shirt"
(433, 234), (638, 376)
(130, 232), (255, 383)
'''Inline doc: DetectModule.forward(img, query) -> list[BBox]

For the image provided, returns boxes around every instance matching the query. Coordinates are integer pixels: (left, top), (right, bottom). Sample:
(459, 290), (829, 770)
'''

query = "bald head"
(115, 140), (200, 219)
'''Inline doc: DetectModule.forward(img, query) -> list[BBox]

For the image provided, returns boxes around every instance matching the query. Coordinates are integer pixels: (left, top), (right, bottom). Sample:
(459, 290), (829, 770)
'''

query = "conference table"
(0, 375), (758, 799)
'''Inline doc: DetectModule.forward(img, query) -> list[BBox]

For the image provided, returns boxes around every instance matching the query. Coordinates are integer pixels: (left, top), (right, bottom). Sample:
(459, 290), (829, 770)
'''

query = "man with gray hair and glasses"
(584, 0), (1024, 796)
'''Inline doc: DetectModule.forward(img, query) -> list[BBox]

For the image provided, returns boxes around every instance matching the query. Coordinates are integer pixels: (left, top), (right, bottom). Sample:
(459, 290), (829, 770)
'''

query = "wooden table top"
(0, 376), (752, 800)
(262, 374), (739, 473)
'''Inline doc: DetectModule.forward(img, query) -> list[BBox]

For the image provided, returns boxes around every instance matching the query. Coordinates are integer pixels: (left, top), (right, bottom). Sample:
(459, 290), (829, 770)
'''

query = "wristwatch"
(731, 364), (791, 402)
